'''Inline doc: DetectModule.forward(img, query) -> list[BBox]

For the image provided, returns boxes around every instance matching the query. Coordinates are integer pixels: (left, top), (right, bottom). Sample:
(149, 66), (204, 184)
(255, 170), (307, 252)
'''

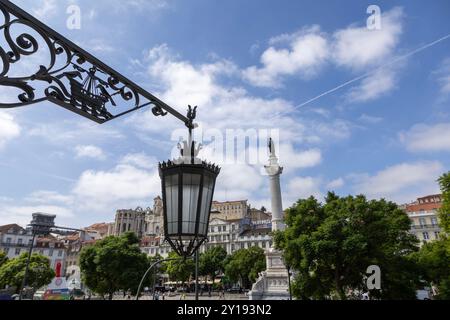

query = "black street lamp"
(136, 108), (220, 300)
(159, 108), (220, 258)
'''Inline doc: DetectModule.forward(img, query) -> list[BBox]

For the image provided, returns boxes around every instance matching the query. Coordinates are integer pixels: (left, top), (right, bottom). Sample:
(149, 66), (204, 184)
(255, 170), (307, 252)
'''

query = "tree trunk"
(109, 292), (113, 300)
(335, 269), (346, 300)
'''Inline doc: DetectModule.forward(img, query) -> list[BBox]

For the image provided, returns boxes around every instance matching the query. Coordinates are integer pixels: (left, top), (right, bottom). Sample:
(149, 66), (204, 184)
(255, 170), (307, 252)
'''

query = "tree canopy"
(0, 253), (54, 293)
(199, 246), (227, 281)
(438, 172), (450, 234)
(412, 171), (450, 299)
(0, 252), (7, 268)
(224, 246), (266, 289)
(163, 251), (195, 284)
(274, 192), (421, 300)
(79, 232), (150, 299)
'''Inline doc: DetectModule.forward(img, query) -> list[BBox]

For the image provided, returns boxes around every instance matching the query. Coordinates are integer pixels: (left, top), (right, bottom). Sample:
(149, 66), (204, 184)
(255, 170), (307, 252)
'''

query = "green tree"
(79, 232), (150, 300)
(199, 246), (228, 282)
(275, 193), (421, 300)
(0, 253), (54, 293)
(438, 172), (450, 234)
(0, 252), (7, 268)
(414, 237), (450, 299)
(164, 251), (195, 285)
(224, 246), (266, 289)
(412, 172), (450, 299)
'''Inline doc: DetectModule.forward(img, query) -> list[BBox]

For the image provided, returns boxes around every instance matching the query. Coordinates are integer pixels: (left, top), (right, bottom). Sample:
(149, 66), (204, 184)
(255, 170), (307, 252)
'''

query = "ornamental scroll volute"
(0, 2), (141, 123)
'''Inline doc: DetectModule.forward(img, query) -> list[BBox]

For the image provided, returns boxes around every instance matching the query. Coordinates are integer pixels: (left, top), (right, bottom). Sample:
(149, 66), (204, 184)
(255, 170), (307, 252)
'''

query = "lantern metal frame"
(159, 160), (220, 257)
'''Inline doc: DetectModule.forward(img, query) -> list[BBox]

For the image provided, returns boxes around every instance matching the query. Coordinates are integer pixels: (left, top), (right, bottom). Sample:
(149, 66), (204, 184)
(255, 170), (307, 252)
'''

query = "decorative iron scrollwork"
(0, 0), (189, 125)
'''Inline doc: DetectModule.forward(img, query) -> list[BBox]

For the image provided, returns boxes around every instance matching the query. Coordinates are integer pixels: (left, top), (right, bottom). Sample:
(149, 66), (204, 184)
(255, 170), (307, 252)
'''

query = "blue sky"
(1, 0), (450, 228)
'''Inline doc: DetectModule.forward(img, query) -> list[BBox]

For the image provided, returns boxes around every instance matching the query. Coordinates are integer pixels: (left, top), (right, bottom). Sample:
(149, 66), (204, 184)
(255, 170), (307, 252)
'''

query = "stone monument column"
(266, 139), (285, 232)
(249, 138), (290, 300)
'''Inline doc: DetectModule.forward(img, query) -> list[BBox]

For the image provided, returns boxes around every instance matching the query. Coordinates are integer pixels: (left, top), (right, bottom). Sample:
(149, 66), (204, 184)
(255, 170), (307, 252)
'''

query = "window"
(434, 231), (440, 240)
(262, 241), (267, 248)
(231, 244), (235, 251)
(431, 217), (438, 226)
(218, 226), (222, 232)
(223, 226), (227, 232)
(6, 238), (11, 244)
(240, 243), (244, 249)
(18, 238), (23, 245)
(58, 250), (63, 257)
(232, 224), (235, 231)
(419, 218), (426, 227)
(15, 248), (21, 255)
(423, 232), (429, 240)
(232, 234), (236, 240)
(49, 249), (54, 257)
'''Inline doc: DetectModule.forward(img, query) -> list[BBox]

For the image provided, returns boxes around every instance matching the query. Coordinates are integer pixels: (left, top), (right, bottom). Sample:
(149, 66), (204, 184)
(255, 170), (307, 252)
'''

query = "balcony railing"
(0, 242), (31, 248)
(410, 224), (440, 230)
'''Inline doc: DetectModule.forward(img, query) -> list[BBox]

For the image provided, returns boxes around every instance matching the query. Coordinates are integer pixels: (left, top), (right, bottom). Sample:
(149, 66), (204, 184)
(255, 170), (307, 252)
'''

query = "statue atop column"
(249, 137), (290, 300)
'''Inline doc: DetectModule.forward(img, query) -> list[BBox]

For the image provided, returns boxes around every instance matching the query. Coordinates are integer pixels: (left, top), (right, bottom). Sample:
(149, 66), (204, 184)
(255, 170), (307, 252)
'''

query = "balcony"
(0, 242), (30, 248)
(410, 224), (440, 230)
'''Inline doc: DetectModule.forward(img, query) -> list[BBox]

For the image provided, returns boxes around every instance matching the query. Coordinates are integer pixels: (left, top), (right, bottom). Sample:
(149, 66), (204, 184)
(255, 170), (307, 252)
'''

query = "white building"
(0, 224), (36, 259)
(140, 201), (273, 258)
(403, 194), (442, 245)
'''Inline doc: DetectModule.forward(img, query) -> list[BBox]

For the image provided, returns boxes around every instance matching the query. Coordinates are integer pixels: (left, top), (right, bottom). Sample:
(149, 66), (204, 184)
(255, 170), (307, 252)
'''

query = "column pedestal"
(249, 248), (290, 300)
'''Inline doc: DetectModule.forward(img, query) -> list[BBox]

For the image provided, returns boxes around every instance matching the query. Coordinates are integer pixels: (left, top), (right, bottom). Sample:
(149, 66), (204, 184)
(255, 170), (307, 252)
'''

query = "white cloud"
(327, 178), (345, 190)
(75, 145), (106, 160)
(400, 123), (450, 152)
(347, 67), (397, 102)
(243, 26), (329, 88)
(0, 113), (21, 149)
(32, 0), (57, 20)
(214, 164), (264, 201)
(278, 145), (322, 171)
(351, 161), (443, 203)
(359, 114), (383, 124)
(0, 204), (74, 227)
(434, 58), (450, 96)
(120, 153), (157, 170)
(72, 162), (160, 212)
(285, 176), (323, 205)
(332, 7), (404, 70)
(28, 120), (123, 145)
(25, 191), (74, 206)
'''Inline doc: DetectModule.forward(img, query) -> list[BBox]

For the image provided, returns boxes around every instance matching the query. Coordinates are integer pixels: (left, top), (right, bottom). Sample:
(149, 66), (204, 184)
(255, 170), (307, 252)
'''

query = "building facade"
(34, 236), (67, 272)
(111, 197), (164, 238)
(0, 224), (35, 259)
(140, 200), (273, 258)
(404, 194), (442, 245)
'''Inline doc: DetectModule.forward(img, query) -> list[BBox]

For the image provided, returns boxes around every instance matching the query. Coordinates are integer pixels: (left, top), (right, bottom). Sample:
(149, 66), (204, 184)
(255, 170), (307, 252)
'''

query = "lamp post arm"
(135, 257), (193, 301)
(19, 232), (36, 300)
(0, 0), (190, 126)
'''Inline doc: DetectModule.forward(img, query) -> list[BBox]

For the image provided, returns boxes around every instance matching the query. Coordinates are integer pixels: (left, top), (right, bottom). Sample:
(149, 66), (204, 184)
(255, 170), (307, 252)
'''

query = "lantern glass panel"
(199, 175), (214, 236)
(165, 173), (179, 235)
(182, 173), (201, 235)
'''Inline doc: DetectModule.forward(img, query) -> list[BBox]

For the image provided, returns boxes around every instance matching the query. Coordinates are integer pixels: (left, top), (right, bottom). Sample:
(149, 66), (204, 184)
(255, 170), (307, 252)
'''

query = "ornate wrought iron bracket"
(0, 0), (191, 126)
